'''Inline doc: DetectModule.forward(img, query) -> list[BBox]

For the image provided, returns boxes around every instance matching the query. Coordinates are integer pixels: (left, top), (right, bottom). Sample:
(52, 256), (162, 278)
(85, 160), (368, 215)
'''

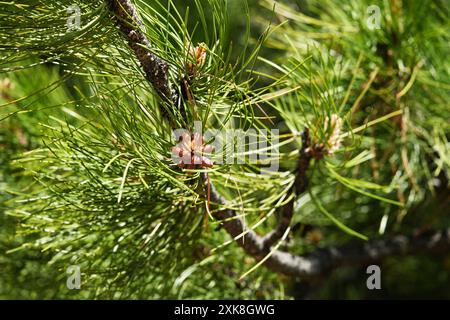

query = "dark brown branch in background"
(107, 0), (450, 281)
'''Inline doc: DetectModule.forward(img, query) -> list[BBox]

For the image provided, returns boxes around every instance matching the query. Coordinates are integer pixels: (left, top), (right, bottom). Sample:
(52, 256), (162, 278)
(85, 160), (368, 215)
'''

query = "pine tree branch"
(308, 228), (450, 274)
(106, 0), (178, 106)
(262, 128), (312, 248)
(206, 175), (450, 279)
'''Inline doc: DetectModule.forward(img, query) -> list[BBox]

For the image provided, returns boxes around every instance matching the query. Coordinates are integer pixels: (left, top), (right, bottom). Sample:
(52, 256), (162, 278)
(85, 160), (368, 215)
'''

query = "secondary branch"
(263, 128), (313, 248)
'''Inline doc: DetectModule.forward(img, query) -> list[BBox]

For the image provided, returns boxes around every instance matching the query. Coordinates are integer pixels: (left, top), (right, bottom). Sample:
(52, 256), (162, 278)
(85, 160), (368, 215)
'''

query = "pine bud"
(186, 42), (207, 76)
(325, 114), (343, 155)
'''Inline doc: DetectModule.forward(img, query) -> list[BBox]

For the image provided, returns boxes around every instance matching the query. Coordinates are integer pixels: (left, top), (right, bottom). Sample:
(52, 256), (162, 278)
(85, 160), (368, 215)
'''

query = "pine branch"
(106, 0), (178, 107)
(263, 128), (313, 248)
(308, 228), (450, 274)
(207, 175), (450, 279)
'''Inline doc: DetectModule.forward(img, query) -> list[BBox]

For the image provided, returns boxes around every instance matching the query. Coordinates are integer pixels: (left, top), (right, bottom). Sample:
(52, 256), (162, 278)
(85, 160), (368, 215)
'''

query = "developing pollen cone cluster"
(172, 132), (214, 170)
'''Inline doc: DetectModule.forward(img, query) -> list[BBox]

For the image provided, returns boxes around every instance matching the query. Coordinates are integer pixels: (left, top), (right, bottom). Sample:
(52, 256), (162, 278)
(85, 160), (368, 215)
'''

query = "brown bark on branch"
(263, 128), (313, 248)
(106, 0), (178, 106)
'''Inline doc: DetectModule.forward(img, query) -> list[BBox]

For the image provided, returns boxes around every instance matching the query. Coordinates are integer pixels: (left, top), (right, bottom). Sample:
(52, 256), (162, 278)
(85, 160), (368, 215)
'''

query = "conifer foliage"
(0, 0), (449, 299)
